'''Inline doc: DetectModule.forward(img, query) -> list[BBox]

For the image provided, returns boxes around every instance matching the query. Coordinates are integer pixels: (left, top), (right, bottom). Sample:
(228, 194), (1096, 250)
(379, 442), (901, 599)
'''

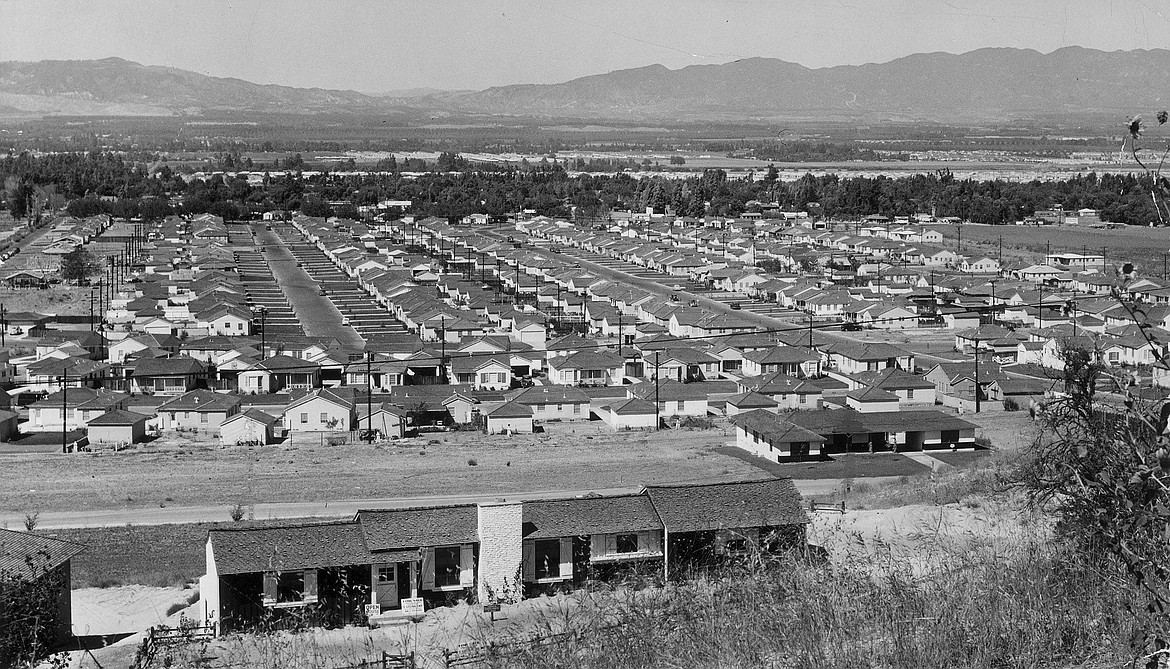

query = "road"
(2, 478), (873, 529)
(256, 226), (365, 347)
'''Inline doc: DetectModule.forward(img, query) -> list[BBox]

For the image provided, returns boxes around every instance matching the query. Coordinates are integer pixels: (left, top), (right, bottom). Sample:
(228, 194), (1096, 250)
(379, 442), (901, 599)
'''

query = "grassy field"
(0, 423), (758, 516)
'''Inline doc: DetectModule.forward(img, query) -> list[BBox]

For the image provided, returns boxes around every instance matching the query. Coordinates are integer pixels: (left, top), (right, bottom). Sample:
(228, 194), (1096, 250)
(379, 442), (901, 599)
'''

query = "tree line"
(2, 151), (1164, 225)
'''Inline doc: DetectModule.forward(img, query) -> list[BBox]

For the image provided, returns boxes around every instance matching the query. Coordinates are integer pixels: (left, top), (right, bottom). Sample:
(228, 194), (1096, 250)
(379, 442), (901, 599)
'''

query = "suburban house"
(730, 410), (826, 461)
(284, 389), (357, 433)
(597, 397), (659, 430)
(448, 355), (512, 391)
(785, 408), (979, 452)
(128, 356), (207, 395)
(86, 409), (150, 446)
(219, 409), (280, 446)
(238, 355), (321, 394)
(506, 385), (590, 421)
(156, 390), (242, 434)
(546, 351), (625, 386)
(199, 479), (807, 634)
(484, 401), (534, 434)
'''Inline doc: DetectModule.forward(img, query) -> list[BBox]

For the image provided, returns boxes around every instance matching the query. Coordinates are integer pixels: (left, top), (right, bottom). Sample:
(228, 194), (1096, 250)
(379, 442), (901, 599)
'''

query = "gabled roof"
(645, 478), (808, 532)
(209, 520), (373, 575)
(731, 409), (826, 444)
(86, 409), (151, 426)
(356, 505), (479, 552)
(130, 356), (206, 377)
(0, 528), (85, 576)
(157, 389), (242, 413)
(486, 401), (533, 419)
(523, 494), (663, 540)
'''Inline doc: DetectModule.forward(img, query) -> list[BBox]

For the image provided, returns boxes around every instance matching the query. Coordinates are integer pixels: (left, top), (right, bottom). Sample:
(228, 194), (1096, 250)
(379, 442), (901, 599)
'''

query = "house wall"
(88, 423), (144, 444)
(603, 410), (657, 430)
(200, 540), (221, 629)
(220, 418), (272, 446)
(285, 399), (353, 432)
(477, 502), (524, 603)
(846, 398), (901, 413)
(527, 401), (588, 421)
(161, 409), (234, 434)
(486, 416), (533, 434)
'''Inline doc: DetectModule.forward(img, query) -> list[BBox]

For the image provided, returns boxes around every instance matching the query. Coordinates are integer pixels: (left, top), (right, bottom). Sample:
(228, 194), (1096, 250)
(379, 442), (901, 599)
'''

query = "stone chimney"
(476, 500), (523, 604)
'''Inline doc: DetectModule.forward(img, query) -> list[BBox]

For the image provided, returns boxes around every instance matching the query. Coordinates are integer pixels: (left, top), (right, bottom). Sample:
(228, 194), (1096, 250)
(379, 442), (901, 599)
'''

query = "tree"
(65, 197), (105, 218)
(60, 247), (99, 284)
(300, 195), (332, 218)
(669, 155), (686, 165)
(1, 555), (68, 668)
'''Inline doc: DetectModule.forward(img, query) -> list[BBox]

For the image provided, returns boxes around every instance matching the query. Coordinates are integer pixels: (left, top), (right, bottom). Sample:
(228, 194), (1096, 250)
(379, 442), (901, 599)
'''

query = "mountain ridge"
(0, 47), (1166, 122)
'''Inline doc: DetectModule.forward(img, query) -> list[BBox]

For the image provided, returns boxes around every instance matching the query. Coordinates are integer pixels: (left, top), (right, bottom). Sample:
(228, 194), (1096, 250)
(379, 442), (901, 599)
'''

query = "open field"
(0, 423), (758, 517)
(0, 285), (94, 316)
(932, 222), (1170, 274)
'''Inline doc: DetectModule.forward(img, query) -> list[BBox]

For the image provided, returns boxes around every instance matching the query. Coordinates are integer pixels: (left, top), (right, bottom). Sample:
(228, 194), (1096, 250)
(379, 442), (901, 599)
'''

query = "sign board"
(482, 602), (501, 613)
(401, 597), (425, 617)
(364, 604), (380, 620)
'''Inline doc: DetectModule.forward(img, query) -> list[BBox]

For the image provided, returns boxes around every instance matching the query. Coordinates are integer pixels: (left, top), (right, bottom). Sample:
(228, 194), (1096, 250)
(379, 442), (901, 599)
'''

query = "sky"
(1, 0), (1169, 93)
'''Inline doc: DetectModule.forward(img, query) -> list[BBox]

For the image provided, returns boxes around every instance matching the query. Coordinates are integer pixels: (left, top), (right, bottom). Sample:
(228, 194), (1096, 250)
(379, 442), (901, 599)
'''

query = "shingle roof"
(209, 520), (372, 575)
(645, 478), (808, 532)
(522, 494), (663, 539)
(0, 528), (85, 576)
(86, 409), (151, 426)
(730, 410), (826, 445)
(356, 506), (479, 552)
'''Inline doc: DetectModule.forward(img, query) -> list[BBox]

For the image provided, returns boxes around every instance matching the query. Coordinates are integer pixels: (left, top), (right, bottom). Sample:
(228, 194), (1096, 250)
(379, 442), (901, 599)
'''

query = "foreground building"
(199, 478), (807, 634)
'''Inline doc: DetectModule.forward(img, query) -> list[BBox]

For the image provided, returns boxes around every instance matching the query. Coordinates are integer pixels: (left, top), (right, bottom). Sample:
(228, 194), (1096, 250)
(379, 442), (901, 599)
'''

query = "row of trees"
(3, 150), (1167, 225)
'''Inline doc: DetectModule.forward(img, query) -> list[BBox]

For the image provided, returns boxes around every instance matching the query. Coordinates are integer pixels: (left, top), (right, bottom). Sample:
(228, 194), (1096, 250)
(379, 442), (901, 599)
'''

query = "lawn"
(928, 449), (993, 468)
(714, 447), (931, 479)
(0, 423), (760, 517)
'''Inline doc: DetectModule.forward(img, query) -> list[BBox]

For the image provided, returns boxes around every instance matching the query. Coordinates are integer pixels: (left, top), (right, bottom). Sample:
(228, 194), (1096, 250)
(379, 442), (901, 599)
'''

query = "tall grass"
(493, 540), (1131, 669)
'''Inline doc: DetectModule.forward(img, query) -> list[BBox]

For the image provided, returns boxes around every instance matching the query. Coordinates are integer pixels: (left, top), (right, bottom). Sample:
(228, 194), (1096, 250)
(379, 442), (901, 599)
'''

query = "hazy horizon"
(2, 0), (1169, 93)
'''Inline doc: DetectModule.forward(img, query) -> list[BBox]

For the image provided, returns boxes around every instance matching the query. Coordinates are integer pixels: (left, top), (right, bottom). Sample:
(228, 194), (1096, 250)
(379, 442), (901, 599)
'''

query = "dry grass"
(0, 423), (757, 515)
(0, 285), (94, 316)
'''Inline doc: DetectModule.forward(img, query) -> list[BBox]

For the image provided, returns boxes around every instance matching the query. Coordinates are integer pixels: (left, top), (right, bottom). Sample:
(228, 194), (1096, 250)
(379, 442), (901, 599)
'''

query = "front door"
(376, 565), (399, 610)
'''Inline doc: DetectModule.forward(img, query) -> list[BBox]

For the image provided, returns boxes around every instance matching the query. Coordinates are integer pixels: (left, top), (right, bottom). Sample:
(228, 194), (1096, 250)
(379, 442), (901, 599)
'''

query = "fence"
(438, 622), (631, 668)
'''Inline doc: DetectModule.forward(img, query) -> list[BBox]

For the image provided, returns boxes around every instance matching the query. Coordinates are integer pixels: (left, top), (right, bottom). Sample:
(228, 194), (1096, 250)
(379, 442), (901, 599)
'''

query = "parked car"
(729, 302), (742, 310)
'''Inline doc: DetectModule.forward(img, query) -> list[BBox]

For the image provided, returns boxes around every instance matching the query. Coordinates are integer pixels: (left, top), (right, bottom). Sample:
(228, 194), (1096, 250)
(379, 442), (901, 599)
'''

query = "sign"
(364, 604), (380, 620)
(482, 602), (501, 613)
(401, 597), (425, 617)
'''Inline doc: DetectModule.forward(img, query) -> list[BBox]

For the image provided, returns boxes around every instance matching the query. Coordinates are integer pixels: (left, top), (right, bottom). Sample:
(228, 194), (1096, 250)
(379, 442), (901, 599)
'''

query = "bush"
(1003, 397), (1020, 411)
(467, 458), (478, 466)
(229, 503), (245, 522)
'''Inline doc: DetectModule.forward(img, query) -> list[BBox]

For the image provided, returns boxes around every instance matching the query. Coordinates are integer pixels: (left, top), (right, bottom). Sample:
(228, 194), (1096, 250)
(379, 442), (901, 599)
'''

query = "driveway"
(255, 226), (365, 348)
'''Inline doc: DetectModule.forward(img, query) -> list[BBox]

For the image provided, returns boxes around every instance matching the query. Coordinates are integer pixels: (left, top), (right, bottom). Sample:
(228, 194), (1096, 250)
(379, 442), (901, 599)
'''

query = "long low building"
(199, 478), (808, 634)
(783, 408), (979, 452)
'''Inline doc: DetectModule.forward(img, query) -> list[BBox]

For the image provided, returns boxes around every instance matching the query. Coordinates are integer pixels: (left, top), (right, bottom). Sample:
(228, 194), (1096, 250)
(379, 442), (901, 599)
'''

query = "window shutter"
(421, 548), (435, 590)
(523, 541), (536, 582)
(559, 538), (574, 579)
(262, 571), (277, 605)
(303, 569), (318, 603)
(458, 544), (475, 587)
(590, 535), (605, 559)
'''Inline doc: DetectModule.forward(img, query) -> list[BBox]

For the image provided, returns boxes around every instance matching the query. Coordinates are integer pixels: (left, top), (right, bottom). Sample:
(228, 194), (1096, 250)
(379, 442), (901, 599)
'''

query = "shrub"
(1004, 397), (1020, 411)
(229, 503), (245, 522)
(467, 458), (478, 466)
(22, 512), (38, 532)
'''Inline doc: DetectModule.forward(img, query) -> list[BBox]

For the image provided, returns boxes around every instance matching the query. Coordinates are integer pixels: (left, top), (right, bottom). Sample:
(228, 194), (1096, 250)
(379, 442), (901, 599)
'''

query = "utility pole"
(0, 304), (6, 347)
(1037, 282), (1044, 331)
(439, 316), (447, 383)
(973, 337), (980, 415)
(89, 286), (95, 331)
(653, 351), (661, 431)
(617, 309), (623, 357)
(997, 234), (1003, 266)
(366, 352), (374, 443)
(60, 369), (68, 453)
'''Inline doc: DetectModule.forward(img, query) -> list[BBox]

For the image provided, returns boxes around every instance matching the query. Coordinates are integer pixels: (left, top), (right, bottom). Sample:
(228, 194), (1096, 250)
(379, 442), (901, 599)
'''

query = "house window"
(300, 412), (308, 424)
(907, 389), (915, 399)
(724, 538), (748, 554)
(434, 546), (461, 588)
(573, 404), (582, 415)
(557, 404), (563, 412)
(799, 394), (807, 405)
(200, 412), (208, 424)
(534, 539), (561, 580)
(497, 372), (507, 383)
(675, 401), (684, 412)
(320, 413), (328, 424)
(616, 533), (639, 553)
(277, 571), (304, 603)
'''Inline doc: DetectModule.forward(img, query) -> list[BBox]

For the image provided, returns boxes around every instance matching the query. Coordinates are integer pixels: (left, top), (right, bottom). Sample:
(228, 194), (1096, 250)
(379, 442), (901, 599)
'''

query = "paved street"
(256, 226), (365, 347)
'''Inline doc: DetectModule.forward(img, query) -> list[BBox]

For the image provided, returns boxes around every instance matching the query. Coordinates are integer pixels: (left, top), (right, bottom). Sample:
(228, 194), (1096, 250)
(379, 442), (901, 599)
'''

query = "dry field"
(0, 423), (757, 517)
(0, 285), (95, 316)
(931, 222), (1170, 273)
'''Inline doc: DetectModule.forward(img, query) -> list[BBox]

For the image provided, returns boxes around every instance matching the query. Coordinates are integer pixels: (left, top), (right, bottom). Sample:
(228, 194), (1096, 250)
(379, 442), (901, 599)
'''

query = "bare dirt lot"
(0, 423), (758, 517)
(933, 222), (1170, 273)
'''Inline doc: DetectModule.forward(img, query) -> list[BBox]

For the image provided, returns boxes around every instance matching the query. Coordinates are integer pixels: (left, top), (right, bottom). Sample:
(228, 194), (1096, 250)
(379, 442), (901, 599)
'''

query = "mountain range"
(0, 47), (1166, 123)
